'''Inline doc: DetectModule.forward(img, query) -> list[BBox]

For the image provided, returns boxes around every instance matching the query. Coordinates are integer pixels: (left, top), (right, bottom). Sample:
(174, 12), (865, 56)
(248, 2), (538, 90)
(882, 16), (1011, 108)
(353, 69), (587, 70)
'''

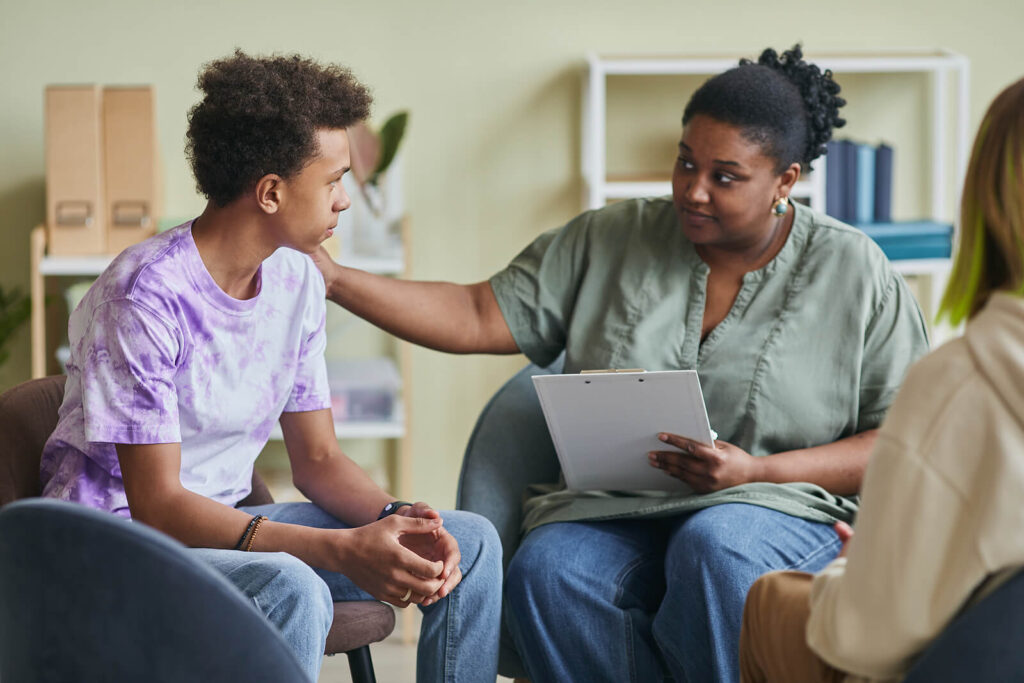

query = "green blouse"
(490, 197), (930, 532)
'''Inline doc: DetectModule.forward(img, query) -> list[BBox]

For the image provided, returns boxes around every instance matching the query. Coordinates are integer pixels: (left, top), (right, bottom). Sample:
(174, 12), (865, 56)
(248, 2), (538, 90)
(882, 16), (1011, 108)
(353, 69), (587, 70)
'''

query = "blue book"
(874, 143), (894, 223)
(856, 220), (952, 260)
(824, 140), (845, 221)
(855, 143), (876, 224)
(840, 140), (858, 224)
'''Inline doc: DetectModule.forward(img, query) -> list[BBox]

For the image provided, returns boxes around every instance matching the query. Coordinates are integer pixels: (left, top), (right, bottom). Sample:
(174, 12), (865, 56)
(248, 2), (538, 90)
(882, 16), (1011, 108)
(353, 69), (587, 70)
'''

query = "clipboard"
(532, 370), (716, 492)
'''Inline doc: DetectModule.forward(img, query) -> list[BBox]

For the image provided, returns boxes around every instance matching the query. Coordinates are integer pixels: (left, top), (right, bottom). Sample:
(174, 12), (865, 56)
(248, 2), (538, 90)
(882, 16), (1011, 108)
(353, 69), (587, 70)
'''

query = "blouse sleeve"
(856, 272), (930, 431)
(488, 214), (592, 368)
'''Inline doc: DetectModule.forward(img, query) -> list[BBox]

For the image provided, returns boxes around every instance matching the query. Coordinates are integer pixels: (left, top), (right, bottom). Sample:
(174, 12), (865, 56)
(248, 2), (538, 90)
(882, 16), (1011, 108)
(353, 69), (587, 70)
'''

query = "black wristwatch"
(377, 500), (413, 520)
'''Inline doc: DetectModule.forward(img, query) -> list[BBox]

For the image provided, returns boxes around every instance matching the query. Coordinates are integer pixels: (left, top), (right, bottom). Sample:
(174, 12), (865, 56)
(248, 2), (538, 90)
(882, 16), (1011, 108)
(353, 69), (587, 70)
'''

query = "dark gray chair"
(0, 375), (394, 683)
(0, 497), (310, 682)
(456, 358), (563, 679)
(902, 571), (1024, 682)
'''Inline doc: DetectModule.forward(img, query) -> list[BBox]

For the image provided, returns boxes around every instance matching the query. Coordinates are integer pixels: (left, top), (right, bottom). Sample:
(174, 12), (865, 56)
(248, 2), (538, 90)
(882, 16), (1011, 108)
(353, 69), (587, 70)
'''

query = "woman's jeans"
(191, 503), (502, 683)
(504, 503), (841, 683)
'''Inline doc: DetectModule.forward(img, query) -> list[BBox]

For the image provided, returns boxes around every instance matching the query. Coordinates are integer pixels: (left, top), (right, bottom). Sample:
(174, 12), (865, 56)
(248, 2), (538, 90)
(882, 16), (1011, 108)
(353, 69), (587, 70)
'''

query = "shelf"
(337, 250), (404, 275)
(583, 50), (970, 222)
(267, 401), (406, 441)
(889, 258), (952, 276)
(37, 250), (404, 278)
(593, 49), (968, 76)
(39, 254), (112, 276)
(600, 177), (816, 202)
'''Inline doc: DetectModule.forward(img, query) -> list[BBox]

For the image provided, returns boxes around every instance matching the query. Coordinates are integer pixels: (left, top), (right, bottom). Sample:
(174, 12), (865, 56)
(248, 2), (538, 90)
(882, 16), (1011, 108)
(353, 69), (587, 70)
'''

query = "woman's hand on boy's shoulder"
(310, 246), (343, 301)
(648, 433), (764, 493)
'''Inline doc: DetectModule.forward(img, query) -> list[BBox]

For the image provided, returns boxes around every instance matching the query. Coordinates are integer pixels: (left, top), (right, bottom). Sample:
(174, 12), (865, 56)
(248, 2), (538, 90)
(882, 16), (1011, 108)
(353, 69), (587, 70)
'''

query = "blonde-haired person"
(739, 75), (1024, 683)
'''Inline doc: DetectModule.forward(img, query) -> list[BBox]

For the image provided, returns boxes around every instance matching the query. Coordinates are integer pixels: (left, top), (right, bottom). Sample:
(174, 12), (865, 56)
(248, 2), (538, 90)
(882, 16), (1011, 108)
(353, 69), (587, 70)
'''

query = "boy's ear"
(254, 174), (283, 214)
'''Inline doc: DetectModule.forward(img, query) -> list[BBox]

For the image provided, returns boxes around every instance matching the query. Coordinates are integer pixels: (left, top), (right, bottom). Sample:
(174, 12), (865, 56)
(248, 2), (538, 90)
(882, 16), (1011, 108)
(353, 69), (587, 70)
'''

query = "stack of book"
(824, 139), (952, 261)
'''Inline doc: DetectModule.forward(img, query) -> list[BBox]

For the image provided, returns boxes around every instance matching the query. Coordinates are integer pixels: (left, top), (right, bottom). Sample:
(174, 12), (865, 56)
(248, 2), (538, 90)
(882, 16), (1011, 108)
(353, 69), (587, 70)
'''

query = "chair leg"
(346, 645), (377, 683)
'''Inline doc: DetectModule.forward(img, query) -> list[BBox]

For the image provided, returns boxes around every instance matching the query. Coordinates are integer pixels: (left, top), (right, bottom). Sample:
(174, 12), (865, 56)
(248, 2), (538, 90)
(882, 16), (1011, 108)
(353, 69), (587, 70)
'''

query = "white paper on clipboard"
(531, 370), (716, 492)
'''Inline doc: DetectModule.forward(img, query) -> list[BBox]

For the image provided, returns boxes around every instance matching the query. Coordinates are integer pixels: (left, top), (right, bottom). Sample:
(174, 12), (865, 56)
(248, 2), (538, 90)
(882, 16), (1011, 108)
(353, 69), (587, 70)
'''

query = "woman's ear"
(778, 162), (802, 196)
(254, 174), (283, 214)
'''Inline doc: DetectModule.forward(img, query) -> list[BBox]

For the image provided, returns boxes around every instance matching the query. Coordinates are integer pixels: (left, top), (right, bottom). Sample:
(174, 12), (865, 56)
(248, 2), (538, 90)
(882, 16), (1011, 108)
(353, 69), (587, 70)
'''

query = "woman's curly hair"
(682, 44), (845, 172)
(186, 50), (372, 206)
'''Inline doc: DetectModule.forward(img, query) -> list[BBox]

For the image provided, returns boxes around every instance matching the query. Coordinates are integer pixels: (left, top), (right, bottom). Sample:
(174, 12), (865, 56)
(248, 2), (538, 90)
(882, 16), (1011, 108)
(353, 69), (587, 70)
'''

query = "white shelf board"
(267, 401), (406, 441)
(39, 251), (405, 278)
(598, 178), (815, 201)
(889, 258), (952, 276)
(591, 49), (967, 77)
(338, 251), (405, 275)
(39, 255), (113, 276)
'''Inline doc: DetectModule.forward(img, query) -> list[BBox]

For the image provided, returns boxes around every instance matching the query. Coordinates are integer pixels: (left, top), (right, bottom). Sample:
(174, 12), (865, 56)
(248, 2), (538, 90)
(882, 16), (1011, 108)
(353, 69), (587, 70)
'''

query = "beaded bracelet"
(235, 515), (261, 551)
(244, 516), (268, 552)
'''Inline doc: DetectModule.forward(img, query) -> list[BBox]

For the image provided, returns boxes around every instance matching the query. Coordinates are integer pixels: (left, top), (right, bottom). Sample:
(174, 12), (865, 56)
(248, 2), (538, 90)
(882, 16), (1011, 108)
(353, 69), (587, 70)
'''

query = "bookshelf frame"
(582, 49), (970, 221)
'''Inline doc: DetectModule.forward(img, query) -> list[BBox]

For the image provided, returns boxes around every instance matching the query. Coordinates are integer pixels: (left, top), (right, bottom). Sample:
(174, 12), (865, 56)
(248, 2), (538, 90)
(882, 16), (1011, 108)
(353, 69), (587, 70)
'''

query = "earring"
(772, 196), (789, 217)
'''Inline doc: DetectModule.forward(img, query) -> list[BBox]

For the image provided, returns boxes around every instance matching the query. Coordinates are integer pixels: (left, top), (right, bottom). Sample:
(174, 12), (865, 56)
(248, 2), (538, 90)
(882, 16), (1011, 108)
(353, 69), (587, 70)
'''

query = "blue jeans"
(504, 503), (841, 683)
(193, 503), (502, 683)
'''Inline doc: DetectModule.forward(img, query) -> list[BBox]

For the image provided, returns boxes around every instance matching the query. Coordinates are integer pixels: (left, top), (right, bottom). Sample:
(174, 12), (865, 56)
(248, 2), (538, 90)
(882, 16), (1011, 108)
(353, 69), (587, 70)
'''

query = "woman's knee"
(506, 523), (644, 608)
(667, 504), (799, 574)
(665, 506), (741, 581)
(505, 529), (559, 604)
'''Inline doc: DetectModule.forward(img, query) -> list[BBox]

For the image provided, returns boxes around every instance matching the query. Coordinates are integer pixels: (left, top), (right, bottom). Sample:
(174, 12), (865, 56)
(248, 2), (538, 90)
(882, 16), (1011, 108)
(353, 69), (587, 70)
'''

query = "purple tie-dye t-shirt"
(40, 222), (331, 517)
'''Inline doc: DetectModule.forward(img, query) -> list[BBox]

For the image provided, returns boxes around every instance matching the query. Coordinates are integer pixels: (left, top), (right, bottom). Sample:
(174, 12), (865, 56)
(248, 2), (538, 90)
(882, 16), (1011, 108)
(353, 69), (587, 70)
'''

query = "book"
(855, 220), (952, 260)
(874, 143), (894, 223)
(840, 140), (859, 224)
(825, 140), (846, 222)
(855, 143), (876, 225)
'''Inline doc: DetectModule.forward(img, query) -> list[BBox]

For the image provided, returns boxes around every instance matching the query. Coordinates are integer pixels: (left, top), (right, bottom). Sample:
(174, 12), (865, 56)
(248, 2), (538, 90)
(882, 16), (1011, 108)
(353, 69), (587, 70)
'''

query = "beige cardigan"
(806, 292), (1024, 682)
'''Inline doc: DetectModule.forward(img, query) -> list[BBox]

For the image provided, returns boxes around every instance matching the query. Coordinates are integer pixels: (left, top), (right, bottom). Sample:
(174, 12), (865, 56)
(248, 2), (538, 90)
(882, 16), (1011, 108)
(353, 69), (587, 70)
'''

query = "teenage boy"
(40, 51), (501, 683)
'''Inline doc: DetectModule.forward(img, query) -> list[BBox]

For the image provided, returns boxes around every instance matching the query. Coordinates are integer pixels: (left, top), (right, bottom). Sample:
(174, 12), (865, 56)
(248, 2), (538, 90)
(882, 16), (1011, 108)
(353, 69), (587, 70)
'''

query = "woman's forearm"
(321, 256), (518, 354)
(757, 429), (877, 496)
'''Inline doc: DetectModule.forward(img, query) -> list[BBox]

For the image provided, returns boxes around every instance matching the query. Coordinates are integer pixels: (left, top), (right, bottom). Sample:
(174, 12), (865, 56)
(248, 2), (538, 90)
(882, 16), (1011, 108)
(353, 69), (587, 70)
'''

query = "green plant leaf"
(0, 285), (31, 369)
(370, 111), (408, 184)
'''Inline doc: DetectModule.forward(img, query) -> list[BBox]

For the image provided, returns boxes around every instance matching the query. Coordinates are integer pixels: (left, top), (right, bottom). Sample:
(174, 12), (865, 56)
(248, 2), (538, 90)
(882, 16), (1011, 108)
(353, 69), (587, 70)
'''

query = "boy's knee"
(447, 511), (502, 572)
(262, 552), (333, 626)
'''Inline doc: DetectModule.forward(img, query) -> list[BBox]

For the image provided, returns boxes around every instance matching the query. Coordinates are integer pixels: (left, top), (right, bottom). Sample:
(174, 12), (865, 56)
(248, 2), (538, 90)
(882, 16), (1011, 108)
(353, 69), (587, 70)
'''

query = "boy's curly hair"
(186, 50), (372, 206)
(683, 44), (846, 172)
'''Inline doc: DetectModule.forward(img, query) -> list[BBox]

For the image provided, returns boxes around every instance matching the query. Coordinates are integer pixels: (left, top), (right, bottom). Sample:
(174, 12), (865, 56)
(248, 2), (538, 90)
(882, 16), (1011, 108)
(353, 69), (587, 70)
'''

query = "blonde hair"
(938, 77), (1024, 325)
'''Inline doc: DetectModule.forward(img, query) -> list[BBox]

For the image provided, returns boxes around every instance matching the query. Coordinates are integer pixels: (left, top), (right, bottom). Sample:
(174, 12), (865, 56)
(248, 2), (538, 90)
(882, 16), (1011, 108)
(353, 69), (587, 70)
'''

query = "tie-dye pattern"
(40, 222), (331, 517)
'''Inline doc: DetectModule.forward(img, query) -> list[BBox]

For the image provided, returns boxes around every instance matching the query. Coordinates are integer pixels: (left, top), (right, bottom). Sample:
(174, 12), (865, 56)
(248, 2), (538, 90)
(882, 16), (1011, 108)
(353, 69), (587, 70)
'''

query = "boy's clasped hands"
(339, 502), (462, 607)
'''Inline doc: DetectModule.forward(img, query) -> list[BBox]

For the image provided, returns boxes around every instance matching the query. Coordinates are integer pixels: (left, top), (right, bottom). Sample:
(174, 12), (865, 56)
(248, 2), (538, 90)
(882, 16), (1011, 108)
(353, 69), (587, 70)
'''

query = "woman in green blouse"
(314, 45), (928, 683)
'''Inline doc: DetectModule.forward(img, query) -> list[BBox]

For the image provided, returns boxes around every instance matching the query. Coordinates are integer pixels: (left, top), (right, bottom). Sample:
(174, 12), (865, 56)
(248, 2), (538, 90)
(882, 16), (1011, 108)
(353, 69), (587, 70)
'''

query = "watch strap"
(377, 500), (413, 520)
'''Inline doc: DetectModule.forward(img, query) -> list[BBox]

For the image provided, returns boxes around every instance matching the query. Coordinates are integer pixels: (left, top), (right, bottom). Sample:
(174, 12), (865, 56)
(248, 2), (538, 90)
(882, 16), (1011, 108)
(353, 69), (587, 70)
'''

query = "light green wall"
(3, 0), (1024, 507)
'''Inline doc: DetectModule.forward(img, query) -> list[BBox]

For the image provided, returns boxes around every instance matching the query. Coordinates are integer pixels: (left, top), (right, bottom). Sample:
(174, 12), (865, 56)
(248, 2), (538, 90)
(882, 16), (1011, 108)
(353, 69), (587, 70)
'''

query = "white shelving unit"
(582, 50), (970, 332)
(583, 49), (970, 214)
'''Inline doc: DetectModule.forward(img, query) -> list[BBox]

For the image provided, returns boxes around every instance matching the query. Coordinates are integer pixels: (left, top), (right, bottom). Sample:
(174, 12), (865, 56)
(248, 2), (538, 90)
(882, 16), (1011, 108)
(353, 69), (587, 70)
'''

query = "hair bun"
(744, 44), (846, 165)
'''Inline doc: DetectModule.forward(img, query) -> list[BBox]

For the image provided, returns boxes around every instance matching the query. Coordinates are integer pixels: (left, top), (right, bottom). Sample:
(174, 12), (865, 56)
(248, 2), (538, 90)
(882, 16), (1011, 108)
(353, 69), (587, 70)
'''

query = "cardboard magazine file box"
(104, 86), (161, 254)
(45, 85), (106, 255)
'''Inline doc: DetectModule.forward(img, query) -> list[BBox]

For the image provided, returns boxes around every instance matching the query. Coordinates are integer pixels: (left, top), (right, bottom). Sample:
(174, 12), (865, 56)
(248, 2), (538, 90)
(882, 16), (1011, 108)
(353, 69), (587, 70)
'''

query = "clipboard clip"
(579, 368), (646, 374)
